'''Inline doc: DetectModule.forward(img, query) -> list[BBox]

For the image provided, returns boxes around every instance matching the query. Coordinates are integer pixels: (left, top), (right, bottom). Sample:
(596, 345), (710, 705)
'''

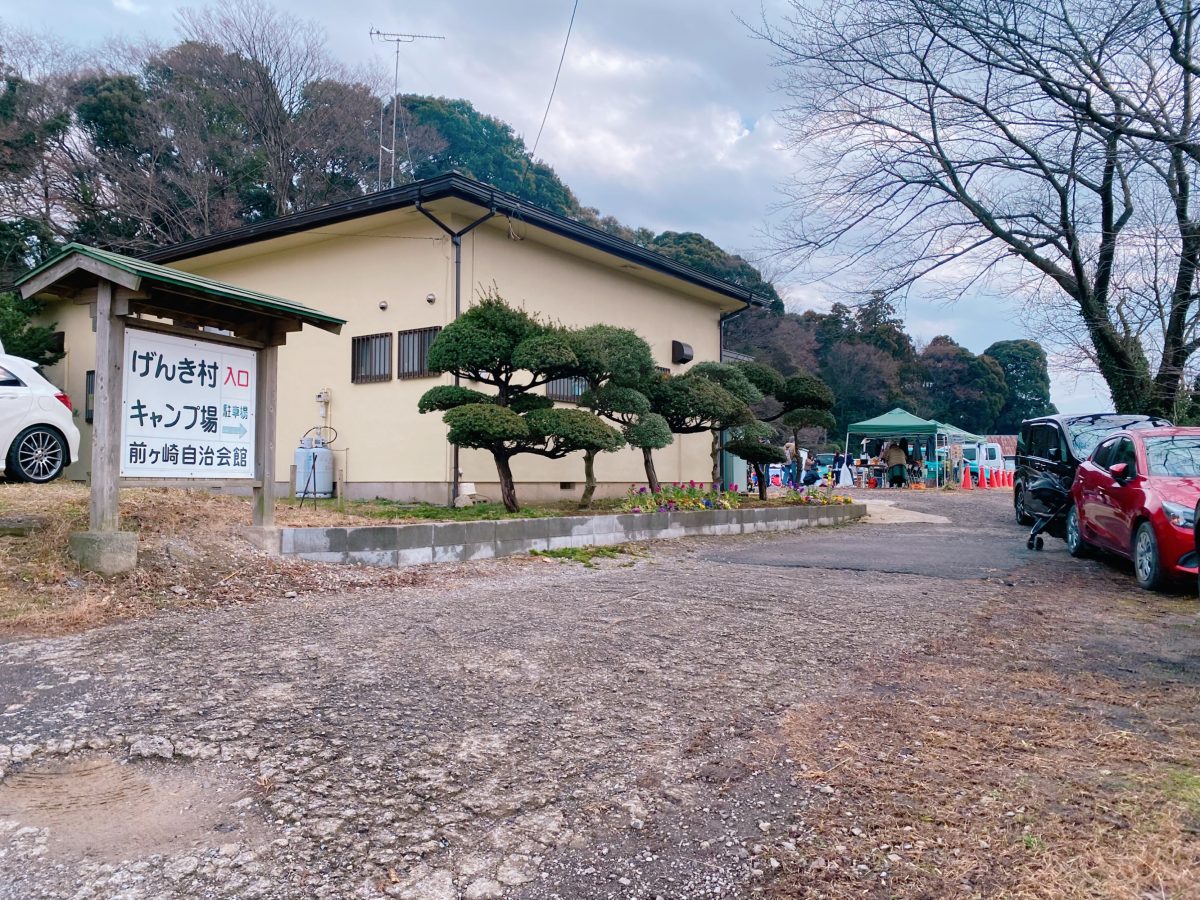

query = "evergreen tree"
(984, 340), (1056, 432)
(418, 293), (620, 512)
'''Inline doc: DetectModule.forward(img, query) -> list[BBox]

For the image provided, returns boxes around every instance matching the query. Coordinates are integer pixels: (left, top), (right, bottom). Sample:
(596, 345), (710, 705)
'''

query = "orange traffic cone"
(989, 468), (998, 488)
(977, 466), (988, 489)
(1006, 470), (1013, 488)
(961, 465), (972, 489)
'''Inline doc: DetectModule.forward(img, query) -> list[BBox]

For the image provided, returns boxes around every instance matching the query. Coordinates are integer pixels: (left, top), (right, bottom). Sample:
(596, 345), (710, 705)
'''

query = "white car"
(1, 353), (80, 483)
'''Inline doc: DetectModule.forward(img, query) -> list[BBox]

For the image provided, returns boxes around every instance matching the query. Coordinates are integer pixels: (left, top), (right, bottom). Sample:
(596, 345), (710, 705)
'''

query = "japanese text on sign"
(120, 329), (257, 479)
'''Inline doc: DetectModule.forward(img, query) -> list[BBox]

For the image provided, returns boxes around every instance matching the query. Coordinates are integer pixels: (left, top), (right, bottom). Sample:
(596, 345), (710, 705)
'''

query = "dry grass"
(766, 628), (1200, 898)
(0, 482), (437, 636)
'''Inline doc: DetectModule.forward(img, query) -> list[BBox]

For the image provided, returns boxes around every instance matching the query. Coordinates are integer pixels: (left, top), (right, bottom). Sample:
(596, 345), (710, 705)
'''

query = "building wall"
(40, 208), (733, 501)
(39, 301), (96, 482)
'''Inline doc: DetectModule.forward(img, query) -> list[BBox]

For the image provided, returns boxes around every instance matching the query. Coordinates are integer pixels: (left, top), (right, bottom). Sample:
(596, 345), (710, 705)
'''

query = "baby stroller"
(1026, 473), (1071, 551)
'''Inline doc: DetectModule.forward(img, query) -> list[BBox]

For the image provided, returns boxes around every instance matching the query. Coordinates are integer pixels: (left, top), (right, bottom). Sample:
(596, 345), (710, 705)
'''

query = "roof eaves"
(143, 173), (771, 310)
(18, 243), (346, 329)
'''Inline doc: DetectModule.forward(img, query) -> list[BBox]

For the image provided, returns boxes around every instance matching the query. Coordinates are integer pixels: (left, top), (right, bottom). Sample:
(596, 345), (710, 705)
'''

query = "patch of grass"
(529, 545), (637, 567)
(354, 498), (625, 523)
(363, 501), (560, 522)
(1163, 768), (1200, 815)
(1022, 833), (1046, 851)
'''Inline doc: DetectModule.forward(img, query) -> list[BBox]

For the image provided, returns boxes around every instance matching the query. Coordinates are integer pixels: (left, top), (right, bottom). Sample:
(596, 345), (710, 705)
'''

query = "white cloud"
(3, 0), (1108, 410)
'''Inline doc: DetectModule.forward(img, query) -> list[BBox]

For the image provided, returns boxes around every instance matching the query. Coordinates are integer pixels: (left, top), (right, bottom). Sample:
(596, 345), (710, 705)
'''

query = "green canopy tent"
(844, 408), (947, 486)
(929, 420), (984, 444)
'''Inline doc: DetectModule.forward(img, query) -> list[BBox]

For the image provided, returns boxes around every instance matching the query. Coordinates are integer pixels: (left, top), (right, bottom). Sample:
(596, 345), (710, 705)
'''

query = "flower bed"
(618, 482), (854, 513)
(619, 481), (738, 513)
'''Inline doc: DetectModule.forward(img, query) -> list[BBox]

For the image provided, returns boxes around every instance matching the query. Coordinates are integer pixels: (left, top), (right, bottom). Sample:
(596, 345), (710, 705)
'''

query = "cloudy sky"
(0, 0), (1110, 410)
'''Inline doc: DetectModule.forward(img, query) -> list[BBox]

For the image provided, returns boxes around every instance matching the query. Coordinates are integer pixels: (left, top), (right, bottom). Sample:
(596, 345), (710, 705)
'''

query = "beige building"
(41, 173), (767, 503)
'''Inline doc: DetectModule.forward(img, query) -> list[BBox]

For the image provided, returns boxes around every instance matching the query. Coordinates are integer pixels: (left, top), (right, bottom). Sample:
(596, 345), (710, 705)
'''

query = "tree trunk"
(493, 453), (519, 513)
(579, 450), (597, 509)
(711, 430), (721, 485)
(754, 463), (768, 500)
(642, 447), (661, 493)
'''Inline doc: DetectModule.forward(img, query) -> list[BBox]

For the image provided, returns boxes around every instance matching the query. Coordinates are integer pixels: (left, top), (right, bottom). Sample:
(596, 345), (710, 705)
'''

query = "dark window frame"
(85, 370), (95, 423)
(546, 375), (588, 404)
(351, 332), (393, 384)
(397, 326), (441, 379)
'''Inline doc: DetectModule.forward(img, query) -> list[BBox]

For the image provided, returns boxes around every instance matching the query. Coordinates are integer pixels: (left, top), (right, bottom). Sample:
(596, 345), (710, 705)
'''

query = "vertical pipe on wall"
(416, 200), (496, 503)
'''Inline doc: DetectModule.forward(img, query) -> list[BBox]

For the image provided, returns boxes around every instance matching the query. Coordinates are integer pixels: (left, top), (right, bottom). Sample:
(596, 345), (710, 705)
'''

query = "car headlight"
(1163, 500), (1196, 529)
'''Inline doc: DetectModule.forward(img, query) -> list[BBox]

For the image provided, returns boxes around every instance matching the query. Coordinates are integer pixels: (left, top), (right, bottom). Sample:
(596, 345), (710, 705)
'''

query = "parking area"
(1, 489), (1197, 898)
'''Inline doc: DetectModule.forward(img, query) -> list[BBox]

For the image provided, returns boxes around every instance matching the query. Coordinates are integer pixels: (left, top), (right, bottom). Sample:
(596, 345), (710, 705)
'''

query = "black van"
(1014, 413), (1171, 524)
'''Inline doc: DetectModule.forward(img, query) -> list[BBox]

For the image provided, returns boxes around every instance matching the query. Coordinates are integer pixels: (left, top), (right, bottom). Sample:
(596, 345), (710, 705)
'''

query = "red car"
(1066, 427), (1200, 590)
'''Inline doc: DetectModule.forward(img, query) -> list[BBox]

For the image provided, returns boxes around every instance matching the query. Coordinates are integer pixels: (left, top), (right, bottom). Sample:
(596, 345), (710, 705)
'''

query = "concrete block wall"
(268, 503), (865, 566)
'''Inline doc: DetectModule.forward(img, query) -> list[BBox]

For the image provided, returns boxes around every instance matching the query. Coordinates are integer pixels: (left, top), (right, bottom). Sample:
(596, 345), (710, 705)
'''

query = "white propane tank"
(295, 436), (334, 498)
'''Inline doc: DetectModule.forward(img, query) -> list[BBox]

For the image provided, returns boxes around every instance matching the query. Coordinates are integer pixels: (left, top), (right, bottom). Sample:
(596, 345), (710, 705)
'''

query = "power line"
(529, 0), (580, 162)
(369, 28), (446, 191)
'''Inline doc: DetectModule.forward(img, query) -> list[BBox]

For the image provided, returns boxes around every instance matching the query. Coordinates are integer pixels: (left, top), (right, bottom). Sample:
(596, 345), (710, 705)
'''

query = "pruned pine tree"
(418, 292), (621, 512)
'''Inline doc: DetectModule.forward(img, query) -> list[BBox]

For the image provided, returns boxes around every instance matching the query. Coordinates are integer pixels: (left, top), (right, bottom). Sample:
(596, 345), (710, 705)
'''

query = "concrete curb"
(259, 503), (867, 567)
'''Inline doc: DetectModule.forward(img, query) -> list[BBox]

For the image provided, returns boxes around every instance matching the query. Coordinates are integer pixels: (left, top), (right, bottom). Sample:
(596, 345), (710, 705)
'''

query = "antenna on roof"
(369, 28), (446, 192)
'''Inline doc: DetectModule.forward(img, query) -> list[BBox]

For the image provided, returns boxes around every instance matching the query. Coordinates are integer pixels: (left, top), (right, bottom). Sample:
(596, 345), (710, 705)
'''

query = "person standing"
(885, 439), (909, 487)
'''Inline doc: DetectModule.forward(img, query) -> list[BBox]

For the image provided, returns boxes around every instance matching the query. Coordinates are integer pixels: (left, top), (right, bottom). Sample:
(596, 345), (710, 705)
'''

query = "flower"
(689, 479), (696, 488)
(638, 486), (647, 494)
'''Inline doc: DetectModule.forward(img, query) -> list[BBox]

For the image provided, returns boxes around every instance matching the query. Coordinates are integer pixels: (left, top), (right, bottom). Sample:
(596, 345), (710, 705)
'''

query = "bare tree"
(755, 0), (1200, 416)
(177, 0), (352, 216)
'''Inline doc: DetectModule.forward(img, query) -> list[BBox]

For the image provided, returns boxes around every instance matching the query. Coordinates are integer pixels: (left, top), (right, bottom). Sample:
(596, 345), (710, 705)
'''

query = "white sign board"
(120, 328), (256, 479)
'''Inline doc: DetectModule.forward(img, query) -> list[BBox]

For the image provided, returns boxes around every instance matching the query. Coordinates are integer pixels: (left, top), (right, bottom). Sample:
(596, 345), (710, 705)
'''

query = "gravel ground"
(0, 488), (1195, 899)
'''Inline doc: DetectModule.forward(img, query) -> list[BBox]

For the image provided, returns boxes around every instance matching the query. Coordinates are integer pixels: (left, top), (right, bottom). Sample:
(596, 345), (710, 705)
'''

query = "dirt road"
(1, 490), (1197, 898)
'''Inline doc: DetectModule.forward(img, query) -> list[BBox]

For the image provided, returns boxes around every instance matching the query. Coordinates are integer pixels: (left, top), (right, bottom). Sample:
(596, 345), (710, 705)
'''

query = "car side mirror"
(1048, 447), (1060, 462)
(1109, 462), (1129, 481)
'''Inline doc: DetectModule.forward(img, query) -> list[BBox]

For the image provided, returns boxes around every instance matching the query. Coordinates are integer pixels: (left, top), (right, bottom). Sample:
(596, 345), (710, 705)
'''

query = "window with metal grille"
(397, 326), (441, 379)
(351, 333), (393, 383)
(85, 370), (95, 424)
(546, 375), (588, 403)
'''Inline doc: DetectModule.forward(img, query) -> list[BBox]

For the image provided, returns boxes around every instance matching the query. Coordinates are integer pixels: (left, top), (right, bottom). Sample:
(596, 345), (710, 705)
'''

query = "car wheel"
(1065, 503), (1091, 558)
(1133, 521), (1166, 591)
(7, 426), (67, 483)
(1014, 483), (1034, 525)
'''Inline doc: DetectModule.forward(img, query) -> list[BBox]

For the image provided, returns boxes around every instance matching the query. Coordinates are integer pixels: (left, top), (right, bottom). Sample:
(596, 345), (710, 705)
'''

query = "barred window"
(397, 327), (441, 379)
(546, 375), (588, 403)
(85, 370), (95, 424)
(656, 366), (671, 376)
(351, 333), (393, 383)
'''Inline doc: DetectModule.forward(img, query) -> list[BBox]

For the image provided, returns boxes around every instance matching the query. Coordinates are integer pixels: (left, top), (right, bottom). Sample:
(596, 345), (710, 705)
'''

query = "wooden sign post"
(17, 244), (342, 575)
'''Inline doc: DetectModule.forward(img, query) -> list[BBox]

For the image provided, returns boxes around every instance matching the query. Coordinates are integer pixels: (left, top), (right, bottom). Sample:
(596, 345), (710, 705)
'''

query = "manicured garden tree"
(771, 373), (838, 471)
(722, 362), (838, 493)
(646, 363), (759, 485)
(725, 422), (788, 500)
(688, 362), (765, 481)
(733, 364), (837, 469)
(418, 293), (622, 512)
(569, 324), (661, 507)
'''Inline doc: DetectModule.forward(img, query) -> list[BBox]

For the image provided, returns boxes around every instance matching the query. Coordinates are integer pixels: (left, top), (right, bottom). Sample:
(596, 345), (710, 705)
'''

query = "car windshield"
(1143, 436), (1200, 477)
(962, 447), (976, 460)
(1066, 416), (1160, 459)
